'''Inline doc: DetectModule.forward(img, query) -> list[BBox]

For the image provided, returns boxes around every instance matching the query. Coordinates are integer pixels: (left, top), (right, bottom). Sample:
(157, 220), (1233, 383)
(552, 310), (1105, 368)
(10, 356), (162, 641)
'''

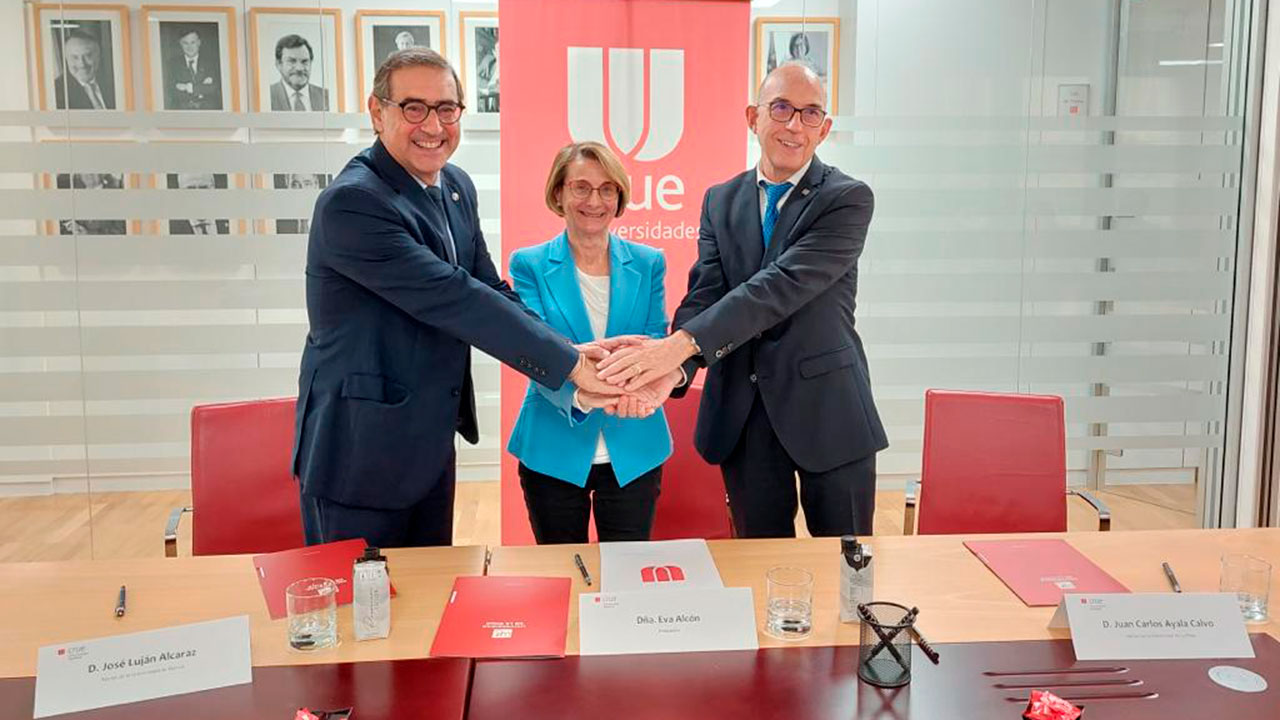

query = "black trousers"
(300, 454), (456, 548)
(519, 462), (663, 544)
(721, 393), (876, 538)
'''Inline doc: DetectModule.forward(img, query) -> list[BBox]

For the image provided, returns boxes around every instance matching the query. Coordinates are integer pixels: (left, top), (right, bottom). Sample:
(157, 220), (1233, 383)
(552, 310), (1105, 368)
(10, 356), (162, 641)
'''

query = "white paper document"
(34, 615), (253, 718)
(579, 587), (758, 656)
(1050, 593), (1255, 661)
(599, 538), (723, 592)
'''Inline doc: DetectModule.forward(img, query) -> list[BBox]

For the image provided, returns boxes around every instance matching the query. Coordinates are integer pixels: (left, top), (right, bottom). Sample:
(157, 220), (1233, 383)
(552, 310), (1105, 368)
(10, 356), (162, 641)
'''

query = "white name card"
(34, 615), (253, 718)
(579, 587), (758, 656)
(1050, 593), (1255, 661)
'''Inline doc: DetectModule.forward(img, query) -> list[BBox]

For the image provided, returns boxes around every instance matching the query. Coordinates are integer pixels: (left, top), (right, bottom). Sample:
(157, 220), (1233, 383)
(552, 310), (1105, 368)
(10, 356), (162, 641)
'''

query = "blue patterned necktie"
(760, 180), (793, 248)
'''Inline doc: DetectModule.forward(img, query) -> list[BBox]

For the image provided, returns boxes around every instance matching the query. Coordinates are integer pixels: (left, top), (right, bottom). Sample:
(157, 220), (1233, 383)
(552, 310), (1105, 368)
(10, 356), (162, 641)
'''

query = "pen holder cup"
(857, 601), (914, 688)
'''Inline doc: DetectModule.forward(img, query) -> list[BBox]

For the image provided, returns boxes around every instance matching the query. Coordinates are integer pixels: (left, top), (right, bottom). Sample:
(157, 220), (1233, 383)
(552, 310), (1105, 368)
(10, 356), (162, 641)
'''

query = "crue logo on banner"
(566, 47), (685, 162)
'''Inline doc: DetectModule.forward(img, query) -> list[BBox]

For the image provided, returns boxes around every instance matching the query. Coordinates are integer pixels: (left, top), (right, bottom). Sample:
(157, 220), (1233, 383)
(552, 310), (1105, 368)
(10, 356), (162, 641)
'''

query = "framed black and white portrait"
(163, 172), (232, 235)
(33, 4), (133, 110)
(754, 17), (841, 114)
(49, 172), (132, 236)
(355, 10), (445, 102)
(268, 173), (332, 235)
(141, 5), (239, 111)
(459, 12), (499, 119)
(248, 7), (344, 112)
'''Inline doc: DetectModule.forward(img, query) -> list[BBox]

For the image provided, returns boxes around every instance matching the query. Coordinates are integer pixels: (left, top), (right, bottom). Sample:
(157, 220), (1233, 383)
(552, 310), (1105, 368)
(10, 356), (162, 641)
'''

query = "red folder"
(430, 576), (571, 659)
(964, 539), (1129, 606)
(253, 539), (394, 619)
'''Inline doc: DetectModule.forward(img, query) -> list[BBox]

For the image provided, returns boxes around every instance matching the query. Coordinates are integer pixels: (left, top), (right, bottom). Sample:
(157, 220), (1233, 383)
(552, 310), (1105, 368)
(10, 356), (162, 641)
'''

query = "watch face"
(1208, 665), (1268, 693)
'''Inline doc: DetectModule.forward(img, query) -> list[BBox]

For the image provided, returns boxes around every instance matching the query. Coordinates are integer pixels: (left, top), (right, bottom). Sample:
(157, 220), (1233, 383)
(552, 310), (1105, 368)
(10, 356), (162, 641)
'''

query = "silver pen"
(1161, 561), (1182, 593)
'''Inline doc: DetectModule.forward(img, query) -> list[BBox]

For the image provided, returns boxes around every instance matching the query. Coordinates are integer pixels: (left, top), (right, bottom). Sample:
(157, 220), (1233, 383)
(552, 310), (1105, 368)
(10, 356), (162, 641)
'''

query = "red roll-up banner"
(498, 0), (749, 544)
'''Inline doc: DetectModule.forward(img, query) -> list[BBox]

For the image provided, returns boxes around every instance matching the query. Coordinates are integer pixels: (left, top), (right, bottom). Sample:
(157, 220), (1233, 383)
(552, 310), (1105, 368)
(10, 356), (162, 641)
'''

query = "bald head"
(755, 62), (826, 110)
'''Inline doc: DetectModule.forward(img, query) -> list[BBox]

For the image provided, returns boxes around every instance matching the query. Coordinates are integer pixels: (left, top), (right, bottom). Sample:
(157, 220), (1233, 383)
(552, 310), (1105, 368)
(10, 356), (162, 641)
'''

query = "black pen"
(114, 585), (127, 617)
(1161, 562), (1182, 593)
(573, 553), (593, 586)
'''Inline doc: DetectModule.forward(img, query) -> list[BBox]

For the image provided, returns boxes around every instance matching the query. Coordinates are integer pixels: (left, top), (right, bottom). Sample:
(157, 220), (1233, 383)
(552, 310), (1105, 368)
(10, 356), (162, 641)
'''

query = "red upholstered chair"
(903, 389), (1110, 535)
(649, 385), (733, 540)
(164, 398), (305, 556)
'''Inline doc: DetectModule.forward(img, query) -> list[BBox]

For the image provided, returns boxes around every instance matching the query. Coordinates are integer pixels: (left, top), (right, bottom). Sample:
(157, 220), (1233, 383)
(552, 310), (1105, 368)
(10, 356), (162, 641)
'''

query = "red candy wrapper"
(1022, 690), (1082, 720)
(296, 709), (353, 720)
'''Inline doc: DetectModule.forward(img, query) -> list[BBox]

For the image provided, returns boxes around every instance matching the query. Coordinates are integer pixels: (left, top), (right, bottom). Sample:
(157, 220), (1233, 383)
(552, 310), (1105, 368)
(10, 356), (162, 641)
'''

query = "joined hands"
(566, 336), (685, 418)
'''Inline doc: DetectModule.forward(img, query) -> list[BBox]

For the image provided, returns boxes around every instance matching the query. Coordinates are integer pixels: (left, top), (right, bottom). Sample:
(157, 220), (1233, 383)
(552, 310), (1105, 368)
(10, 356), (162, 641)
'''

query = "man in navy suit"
(293, 48), (618, 547)
(598, 63), (887, 538)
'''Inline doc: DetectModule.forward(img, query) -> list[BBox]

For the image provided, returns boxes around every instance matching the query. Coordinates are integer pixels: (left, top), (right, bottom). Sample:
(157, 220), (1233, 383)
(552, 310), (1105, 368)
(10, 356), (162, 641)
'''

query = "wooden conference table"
(0, 529), (1275, 718)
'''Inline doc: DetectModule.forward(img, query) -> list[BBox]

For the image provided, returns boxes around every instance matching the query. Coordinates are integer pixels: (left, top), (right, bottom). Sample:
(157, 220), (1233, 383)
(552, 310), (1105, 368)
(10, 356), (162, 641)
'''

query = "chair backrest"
(190, 398), (305, 555)
(917, 389), (1068, 535)
(649, 385), (733, 540)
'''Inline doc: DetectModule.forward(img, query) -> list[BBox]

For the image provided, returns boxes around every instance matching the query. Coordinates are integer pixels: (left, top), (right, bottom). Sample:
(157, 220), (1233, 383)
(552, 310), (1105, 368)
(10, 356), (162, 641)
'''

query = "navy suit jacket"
(292, 140), (577, 509)
(673, 156), (888, 472)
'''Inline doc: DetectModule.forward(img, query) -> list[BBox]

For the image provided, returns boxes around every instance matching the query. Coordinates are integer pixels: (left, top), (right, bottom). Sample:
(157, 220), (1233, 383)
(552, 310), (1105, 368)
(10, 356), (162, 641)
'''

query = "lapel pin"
(451, 191), (460, 202)
(801, 188), (811, 196)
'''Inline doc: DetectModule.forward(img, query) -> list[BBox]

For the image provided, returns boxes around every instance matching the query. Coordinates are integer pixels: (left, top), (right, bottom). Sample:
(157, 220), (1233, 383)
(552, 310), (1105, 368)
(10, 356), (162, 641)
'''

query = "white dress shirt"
(576, 268), (612, 464)
(289, 86), (311, 112)
(756, 159), (812, 219)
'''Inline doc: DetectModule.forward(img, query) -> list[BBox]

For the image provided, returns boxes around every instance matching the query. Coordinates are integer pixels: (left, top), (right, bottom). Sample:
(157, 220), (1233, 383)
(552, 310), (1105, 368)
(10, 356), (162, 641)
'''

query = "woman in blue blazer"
(507, 142), (680, 543)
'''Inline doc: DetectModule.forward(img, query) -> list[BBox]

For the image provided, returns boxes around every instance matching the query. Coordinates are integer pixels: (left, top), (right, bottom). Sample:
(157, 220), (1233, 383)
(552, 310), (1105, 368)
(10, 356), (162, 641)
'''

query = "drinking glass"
(286, 577), (340, 651)
(764, 566), (813, 640)
(1220, 554), (1271, 623)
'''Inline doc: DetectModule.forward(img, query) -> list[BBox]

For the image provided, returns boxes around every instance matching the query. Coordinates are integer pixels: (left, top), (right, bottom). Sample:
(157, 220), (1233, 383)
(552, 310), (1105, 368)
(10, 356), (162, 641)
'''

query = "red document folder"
(430, 576), (571, 659)
(964, 539), (1129, 606)
(253, 538), (394, 619)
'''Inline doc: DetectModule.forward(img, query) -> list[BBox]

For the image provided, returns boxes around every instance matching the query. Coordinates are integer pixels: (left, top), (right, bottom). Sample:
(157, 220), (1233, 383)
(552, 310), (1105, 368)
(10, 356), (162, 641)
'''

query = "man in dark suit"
(293, 47), (619, 548)
(269, 34), (328, 111)
(165, 29), (221, 110)
(598, 63), (886, 538)
(54, 30), (115, 110)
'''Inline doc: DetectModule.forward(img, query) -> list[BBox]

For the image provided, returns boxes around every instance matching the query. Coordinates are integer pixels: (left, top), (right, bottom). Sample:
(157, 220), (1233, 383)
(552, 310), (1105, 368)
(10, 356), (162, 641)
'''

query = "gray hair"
(371, 47), (461, 102)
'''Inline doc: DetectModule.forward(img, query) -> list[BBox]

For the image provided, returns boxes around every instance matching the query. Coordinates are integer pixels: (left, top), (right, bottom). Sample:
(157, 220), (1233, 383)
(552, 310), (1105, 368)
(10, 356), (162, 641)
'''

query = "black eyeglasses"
(760, 100), (827, 128)
(377, 97), (465, 125)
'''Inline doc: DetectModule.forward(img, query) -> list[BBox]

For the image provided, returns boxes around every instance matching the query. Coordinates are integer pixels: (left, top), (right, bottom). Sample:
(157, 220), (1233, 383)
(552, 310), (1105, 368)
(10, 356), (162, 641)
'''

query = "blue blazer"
(292, 140), (577, 510)
(506, 233), (673, 487)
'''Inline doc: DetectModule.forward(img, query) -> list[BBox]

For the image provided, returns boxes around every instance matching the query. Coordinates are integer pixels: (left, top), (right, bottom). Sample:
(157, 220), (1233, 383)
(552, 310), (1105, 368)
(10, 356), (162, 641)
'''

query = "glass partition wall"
(0, 0), (1262, 560)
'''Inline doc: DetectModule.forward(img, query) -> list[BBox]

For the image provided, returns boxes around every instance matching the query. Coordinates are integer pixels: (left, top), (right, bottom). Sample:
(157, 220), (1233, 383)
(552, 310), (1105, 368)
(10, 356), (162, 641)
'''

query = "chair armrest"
(1067, 489), (1111, 532)
(903, 479), (919, 535)
(164, 506), (193, 557)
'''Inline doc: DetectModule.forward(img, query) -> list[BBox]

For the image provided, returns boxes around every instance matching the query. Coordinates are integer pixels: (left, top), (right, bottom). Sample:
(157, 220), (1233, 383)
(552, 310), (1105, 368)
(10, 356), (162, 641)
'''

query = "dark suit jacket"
(673, 156), (888, 473)
(54, 73), (116, 110)
(270, 81), (328, 111)
(165, 55), (221, 110)
(292, 140), (577, 509)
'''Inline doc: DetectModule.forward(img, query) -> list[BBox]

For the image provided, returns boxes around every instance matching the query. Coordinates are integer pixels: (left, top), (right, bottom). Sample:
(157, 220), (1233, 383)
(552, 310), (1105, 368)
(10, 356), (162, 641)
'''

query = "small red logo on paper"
(57, 648), (66, 656)
(640, 565), (686, 584)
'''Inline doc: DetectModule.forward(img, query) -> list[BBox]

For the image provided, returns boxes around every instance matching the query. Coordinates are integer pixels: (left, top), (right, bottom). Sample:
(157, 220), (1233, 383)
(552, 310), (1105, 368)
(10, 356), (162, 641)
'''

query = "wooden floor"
(0, 481), (1198, 562)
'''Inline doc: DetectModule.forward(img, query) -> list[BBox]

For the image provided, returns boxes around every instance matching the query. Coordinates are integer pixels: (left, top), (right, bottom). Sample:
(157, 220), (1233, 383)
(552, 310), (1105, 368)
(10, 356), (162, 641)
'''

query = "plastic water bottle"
(353, 546), (391, 641)
(839, 535), (874, 623)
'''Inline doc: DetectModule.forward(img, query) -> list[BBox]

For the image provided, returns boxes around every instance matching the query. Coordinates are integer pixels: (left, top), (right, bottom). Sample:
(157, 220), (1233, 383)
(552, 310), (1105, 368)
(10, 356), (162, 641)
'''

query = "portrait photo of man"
(269, 34), (329, 111)
(160, 23), (223, 110)
(273, 173), (331, 233)
(56, 173), (127, 235)
(373, 25), (428, 62)
(167, 173), (231, 235)
(475, 26), (499, 113)
(51, 24), (117, 110)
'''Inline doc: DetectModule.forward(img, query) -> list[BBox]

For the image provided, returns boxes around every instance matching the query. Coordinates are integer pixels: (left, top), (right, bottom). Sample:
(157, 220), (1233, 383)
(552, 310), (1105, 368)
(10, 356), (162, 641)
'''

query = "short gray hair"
(371, 47), (461, 103)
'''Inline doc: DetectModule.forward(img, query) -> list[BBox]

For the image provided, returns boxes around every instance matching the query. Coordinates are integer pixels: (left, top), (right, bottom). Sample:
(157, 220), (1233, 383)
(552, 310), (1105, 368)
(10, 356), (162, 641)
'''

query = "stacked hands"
(565, 330), (700, 419)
